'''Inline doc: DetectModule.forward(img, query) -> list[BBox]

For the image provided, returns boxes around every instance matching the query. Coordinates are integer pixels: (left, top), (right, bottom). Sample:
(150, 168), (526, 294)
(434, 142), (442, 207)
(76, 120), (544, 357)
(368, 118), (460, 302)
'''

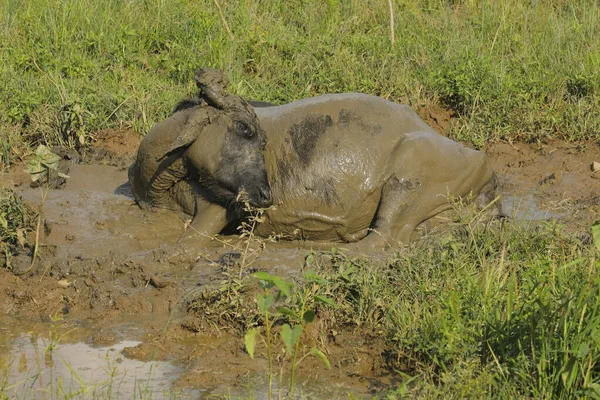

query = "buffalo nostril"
(258, 187), (272, 206)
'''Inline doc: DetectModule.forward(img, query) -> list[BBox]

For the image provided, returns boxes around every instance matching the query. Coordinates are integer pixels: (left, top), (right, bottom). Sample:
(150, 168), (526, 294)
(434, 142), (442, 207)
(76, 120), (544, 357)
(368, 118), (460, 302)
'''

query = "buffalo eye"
(235, 121), (253, 138)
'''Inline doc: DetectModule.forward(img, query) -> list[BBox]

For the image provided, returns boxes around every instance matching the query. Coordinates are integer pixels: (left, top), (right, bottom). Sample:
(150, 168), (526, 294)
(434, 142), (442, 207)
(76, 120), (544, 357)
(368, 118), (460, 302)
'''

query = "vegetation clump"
(308, 218), (600, 398)
(183, 213), (600, 398)
(0, 186), (36, 269)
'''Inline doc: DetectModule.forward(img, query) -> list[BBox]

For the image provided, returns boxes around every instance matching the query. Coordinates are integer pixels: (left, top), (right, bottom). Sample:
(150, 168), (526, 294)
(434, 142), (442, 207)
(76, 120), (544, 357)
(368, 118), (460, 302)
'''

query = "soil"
(1, 125), (599, 398)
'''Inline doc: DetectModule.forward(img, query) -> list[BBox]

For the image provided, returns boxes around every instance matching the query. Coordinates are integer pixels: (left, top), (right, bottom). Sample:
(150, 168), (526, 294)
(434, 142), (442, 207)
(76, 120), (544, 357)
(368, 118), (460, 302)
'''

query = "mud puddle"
(0, 316), (196, 399)
(1, 129), (599, 398)
(18, 164), (184, 259)
(0, 314), (372, 399)
(500, 193), (569, 221)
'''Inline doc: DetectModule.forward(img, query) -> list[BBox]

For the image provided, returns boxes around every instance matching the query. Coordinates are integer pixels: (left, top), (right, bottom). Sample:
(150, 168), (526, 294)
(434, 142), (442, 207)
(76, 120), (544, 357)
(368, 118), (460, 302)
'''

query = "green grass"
(307, 216), (600, 398)
(1, 0), (599, 167)
(183, 209), (600, 398)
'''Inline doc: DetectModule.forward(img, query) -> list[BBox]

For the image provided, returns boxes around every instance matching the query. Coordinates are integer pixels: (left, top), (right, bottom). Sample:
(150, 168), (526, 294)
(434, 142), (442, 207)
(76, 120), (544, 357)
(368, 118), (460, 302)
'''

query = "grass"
(305, 214), (600, 398)
(1, 0), (599, 168)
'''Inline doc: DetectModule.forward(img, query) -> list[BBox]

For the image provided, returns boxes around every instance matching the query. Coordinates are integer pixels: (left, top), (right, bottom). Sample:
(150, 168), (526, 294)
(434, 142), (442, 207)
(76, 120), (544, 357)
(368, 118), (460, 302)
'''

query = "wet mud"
(1, 128), (599, 398)
(491, 140), (600, 232)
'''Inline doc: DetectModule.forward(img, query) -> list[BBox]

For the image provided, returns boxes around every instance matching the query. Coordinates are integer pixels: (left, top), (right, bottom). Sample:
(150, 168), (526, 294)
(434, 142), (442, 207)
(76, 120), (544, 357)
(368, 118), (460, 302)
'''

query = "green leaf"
(258, 279), (274, 290)
(271, 276), (291, 298)
(245, 328), (258, 359)
(292, 324), (303, 345)
(280, 324), (293, 354)
(304, 271), (326, 284)
(577, 342), (590, 359)
(0, 213), (7, 230)
(253, 271), (275, 282)
(585, 383), (600, 399)
(309, 347), (331, 369)
(24, 145), (62, 182)
(303, 310), (316, 324)
(304, 253), (315, 267)
(280, 324), (303, 355)
(592, 221), (600, 252)
(276, 306), (299, 319)
(257, 294), (275, 313)
(314, 295), (336, 307)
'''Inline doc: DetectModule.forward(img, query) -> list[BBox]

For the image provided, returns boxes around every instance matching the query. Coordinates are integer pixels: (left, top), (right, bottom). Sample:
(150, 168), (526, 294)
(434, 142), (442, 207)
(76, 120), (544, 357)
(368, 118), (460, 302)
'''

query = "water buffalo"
(129, 68), (494, 248)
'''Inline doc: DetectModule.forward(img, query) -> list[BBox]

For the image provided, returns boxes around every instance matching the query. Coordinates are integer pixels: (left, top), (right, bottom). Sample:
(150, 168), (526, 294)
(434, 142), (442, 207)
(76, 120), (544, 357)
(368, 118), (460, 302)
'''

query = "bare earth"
(1, 123), (599, 397)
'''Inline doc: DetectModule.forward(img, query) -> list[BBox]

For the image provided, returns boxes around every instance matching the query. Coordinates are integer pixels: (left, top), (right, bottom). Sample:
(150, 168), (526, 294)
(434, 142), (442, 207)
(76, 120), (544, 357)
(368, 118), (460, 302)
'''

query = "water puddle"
(500, 193), (568, 221)
(0, 329), (194, 399)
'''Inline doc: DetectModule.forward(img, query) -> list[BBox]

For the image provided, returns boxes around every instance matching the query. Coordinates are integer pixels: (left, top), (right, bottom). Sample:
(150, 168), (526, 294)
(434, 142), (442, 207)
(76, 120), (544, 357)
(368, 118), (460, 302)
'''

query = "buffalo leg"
(178, 200), (228, 244)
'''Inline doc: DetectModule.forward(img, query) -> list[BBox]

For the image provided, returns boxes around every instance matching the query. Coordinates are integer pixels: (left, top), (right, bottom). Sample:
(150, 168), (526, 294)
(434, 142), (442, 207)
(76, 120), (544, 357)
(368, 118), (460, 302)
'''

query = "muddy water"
(3, 163), (352, 398)
(0, 316), (367, 399)
(18, 164), (185, 259)
(500, 193), (568, 221)
(0, 316), (196, 399)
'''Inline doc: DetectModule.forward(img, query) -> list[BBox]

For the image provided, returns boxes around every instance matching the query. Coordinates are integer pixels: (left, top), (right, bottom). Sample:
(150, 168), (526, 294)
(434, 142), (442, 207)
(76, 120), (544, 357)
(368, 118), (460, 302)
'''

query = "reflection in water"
(0, 336), (186, 399)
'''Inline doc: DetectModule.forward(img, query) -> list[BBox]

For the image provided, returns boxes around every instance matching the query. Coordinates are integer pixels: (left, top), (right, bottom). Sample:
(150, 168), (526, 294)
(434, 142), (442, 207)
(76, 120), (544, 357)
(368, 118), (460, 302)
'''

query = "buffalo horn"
(194, 68), (229, 109)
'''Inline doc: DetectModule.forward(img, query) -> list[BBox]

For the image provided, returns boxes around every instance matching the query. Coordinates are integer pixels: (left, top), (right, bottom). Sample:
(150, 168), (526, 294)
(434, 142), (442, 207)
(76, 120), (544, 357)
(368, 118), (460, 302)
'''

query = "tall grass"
(311, 216), (600, 398)
(1, 0), (599, 166)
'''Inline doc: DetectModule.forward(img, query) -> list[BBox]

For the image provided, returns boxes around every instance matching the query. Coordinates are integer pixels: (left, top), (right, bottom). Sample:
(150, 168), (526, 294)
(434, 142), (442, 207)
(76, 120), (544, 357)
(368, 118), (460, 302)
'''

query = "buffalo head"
(159, 68), (272, 208)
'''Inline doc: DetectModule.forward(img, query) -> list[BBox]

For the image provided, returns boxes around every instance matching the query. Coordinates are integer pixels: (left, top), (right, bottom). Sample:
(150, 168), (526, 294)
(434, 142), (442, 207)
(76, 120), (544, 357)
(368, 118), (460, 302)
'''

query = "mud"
(490, 140), (600, 233)
(1, 127), (599, 398)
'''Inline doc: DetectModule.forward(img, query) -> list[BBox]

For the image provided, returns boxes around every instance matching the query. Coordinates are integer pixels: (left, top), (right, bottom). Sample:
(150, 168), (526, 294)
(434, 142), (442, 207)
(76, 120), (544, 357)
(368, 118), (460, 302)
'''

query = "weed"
(302, 215), (600, 398)
(236, 201), (279, 279)
(184, 202), (278, 333)
(245, 271), (333, 399)
(593, 221), (600, 253)
(0, 185), (36, 269)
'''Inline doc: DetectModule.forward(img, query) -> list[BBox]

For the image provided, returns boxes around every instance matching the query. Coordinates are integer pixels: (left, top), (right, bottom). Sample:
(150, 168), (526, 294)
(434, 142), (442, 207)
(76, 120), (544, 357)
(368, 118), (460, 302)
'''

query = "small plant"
(0, 186), (36, 269)
(184, 202), (279, 333)
(236, 201), (278, 279)
(245, 271), (334, 399)
(23, 144), (69, 186)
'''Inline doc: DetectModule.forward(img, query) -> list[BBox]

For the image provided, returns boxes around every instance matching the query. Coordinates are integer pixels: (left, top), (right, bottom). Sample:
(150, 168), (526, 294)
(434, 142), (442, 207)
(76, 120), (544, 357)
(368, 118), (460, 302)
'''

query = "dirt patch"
(417, 103), (454, 136)
(0, 125), (599, 397)
(92, 128), (142, 157)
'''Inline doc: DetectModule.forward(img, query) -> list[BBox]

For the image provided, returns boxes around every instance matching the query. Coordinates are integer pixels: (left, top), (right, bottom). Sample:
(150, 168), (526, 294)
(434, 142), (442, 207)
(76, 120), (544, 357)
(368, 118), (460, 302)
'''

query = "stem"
(289, 291), (309, 398)
(16, 186), (47, 277)
(387, 0), (395, 46)
(211, 0), (234, 41)
(265, 308), (273, 400)
(239, 215), (257, 279)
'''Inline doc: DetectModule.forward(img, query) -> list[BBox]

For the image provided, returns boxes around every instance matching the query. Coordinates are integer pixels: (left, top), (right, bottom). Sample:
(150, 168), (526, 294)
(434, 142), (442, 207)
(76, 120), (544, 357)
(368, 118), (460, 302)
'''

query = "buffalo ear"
(157, 111), (211, 160)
